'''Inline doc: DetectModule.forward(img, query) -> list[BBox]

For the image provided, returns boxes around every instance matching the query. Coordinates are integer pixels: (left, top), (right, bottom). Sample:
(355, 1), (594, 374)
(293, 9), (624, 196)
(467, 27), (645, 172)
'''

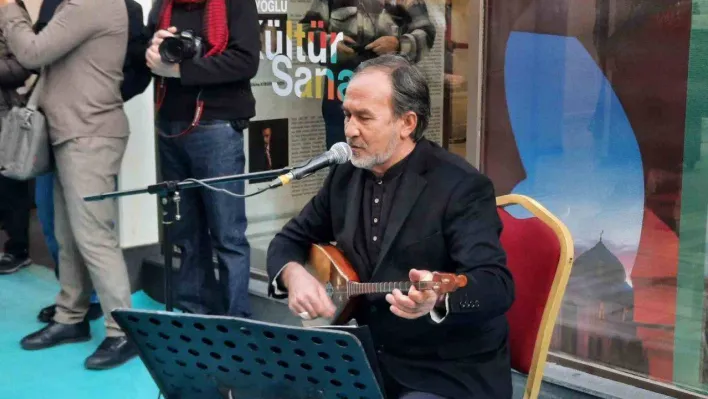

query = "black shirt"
(274, 149), (415, 293)
(147, 0), (261, 122)
(350, 147), (432, 398)
(354, 149), (415, 280)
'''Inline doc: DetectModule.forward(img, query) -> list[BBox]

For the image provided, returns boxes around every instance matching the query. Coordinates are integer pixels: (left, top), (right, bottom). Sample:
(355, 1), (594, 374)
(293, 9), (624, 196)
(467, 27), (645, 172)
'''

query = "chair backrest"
(497, 194), (574, 399)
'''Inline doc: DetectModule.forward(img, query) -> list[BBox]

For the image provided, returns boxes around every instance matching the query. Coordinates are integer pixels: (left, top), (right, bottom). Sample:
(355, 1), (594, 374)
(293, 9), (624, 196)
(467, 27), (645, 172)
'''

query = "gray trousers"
(52, 137), (132, 337)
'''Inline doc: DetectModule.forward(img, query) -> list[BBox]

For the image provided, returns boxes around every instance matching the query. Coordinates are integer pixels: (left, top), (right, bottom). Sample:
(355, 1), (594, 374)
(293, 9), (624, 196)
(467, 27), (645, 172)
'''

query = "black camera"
(159, 30), (204, 64)
(348, 42), (378, 59)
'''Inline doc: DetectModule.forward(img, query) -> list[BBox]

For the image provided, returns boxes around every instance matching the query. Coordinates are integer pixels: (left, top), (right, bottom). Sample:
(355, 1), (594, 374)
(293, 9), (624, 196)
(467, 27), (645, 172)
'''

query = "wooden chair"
(497, 194), (574, 399)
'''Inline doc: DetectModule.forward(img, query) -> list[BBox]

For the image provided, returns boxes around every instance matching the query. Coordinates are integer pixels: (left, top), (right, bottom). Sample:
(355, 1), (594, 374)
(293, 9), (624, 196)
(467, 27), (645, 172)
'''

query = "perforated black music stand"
(113, 309), (385, 399)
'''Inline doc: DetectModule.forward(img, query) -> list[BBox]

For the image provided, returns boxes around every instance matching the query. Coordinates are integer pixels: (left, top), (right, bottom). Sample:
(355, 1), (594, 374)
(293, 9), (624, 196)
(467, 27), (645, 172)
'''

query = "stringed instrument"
(307, 243), (468, 325)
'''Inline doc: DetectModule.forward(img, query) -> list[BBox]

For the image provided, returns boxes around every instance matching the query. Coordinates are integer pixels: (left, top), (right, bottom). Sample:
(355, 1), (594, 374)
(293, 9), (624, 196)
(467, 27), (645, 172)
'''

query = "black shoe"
(20, 321), (91, 350)
(0, 253), (31, 274)
(85, 337), (138, 370)
(38, 303), (104, 323)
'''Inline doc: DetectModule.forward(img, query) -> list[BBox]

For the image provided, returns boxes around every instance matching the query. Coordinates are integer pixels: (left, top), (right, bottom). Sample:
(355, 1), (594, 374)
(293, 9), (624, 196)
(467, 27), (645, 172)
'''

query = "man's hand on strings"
(386, 269), (440, 319)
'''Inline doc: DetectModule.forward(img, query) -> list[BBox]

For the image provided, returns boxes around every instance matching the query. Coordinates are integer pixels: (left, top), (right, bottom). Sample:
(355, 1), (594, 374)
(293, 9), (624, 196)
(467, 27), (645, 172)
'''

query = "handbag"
(0, 70), (53, 181)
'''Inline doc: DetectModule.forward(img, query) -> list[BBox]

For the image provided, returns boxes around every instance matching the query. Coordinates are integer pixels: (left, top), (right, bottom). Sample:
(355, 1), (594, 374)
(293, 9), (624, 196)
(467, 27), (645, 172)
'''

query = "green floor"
(0, 265), (163, 399)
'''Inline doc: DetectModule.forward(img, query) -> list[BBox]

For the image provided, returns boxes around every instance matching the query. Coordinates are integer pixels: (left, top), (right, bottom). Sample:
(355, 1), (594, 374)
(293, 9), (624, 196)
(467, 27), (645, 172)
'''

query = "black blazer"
(267, 139), (515, 399)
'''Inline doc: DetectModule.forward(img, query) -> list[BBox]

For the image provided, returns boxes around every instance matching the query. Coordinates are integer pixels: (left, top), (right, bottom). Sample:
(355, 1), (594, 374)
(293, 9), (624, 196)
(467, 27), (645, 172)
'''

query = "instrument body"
(307, 243), (468, 325)
(308, 243), (362, 324)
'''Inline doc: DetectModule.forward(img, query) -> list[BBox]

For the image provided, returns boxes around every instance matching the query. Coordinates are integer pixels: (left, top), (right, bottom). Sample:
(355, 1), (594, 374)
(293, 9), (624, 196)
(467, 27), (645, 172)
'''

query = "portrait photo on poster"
(248, 118), (290, 183)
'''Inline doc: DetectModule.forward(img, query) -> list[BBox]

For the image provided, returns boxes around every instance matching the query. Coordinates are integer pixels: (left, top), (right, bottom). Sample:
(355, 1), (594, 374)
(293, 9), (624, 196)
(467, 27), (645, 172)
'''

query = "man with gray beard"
(267, 55), (515, 399)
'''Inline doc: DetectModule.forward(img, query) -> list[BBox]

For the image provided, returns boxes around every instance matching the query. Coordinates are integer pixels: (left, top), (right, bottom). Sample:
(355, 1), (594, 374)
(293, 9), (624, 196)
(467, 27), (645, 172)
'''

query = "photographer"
(300, 0), (436, 148)
(145, 0), (260, 317)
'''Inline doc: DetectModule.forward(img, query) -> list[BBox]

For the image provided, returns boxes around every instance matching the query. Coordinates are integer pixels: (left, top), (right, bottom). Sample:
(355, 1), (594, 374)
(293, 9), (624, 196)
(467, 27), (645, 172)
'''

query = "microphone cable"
(167, 142), (350, 199)
(181, 178), (273, 199)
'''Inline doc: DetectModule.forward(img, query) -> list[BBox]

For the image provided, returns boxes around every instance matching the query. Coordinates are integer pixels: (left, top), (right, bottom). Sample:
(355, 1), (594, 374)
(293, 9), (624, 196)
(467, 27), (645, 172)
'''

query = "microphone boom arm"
(82, 167), (292, 312)
(82, 143), (350, 312)
(84, 167), (293, 202)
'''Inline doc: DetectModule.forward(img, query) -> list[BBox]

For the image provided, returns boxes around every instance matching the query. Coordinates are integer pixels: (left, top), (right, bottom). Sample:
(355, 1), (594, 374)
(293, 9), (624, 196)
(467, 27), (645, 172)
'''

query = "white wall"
(117, 0), (160, 249)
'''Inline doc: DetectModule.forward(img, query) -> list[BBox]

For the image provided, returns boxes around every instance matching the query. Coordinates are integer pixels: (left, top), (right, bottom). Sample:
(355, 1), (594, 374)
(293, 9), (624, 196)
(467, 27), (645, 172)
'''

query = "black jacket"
(122, 0), (152, 102)
(267, 139), (515, 399)
(147, 0), (260, 122)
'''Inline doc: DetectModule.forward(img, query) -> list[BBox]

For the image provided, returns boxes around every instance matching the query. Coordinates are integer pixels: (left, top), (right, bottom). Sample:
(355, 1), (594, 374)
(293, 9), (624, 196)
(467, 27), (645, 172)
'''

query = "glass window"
(481, 0), (707, 394)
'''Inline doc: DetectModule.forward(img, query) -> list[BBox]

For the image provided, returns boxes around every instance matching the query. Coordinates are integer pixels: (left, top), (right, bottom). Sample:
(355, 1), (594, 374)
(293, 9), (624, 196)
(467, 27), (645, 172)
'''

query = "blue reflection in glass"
(504, 32), (644, 272)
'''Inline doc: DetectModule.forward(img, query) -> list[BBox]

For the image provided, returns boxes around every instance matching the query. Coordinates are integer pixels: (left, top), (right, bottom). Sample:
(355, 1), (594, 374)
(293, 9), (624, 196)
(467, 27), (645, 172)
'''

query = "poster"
(244, 0), (447, 270)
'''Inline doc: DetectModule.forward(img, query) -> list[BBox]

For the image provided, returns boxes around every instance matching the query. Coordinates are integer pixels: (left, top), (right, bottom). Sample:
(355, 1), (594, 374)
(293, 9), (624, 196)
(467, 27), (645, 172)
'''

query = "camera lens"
(159, 37), (185, 64)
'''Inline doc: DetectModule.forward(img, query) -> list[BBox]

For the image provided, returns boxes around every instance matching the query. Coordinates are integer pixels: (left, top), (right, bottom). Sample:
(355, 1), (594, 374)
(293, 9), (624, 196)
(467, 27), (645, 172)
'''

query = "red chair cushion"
(498, 207), (562, 374)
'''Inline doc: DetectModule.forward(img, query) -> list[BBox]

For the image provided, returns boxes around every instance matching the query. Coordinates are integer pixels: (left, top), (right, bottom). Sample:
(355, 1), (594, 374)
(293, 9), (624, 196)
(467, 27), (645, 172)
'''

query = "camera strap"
(155, 77), (205, 139)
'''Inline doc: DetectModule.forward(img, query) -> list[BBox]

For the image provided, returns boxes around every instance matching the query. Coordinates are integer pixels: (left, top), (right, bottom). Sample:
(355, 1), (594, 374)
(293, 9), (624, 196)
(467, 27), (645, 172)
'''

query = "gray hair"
(353, 55), (430, 141)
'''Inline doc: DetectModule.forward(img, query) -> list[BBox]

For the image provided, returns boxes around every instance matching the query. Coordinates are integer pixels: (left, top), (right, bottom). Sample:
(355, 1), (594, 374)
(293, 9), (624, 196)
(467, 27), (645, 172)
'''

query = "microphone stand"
(84, 167), (292, 312)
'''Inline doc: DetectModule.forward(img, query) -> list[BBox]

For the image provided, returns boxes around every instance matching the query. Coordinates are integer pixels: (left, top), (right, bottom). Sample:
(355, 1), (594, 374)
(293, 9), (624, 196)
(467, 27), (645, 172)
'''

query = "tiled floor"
(0, 265), (163, 399)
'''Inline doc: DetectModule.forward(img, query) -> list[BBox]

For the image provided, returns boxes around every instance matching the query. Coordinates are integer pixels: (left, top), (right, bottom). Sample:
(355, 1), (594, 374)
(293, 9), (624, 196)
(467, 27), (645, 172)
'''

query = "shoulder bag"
(0, 70), (53, 180)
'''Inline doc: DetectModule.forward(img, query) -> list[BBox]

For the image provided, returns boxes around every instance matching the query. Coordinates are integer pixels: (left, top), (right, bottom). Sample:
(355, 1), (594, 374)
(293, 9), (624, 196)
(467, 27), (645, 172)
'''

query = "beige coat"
(0, 0), (129, 144)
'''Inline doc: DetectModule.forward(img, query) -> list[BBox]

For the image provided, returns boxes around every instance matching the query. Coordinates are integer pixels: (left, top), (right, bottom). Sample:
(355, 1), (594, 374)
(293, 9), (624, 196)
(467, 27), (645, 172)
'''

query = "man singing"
(145, 0), (260, 317)
(267, 55), (515, 398)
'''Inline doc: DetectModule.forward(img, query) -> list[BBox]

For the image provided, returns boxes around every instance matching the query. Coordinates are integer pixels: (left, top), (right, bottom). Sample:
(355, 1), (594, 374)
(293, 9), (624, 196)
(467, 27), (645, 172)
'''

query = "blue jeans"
(157, 119), (251, 317)
(35, 172), (98, 304)
(35, 173), (58, 265)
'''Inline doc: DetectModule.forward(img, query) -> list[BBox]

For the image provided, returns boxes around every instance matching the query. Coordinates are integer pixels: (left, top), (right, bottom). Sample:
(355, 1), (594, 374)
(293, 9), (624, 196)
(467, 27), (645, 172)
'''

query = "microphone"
(270, 142), (352, 188)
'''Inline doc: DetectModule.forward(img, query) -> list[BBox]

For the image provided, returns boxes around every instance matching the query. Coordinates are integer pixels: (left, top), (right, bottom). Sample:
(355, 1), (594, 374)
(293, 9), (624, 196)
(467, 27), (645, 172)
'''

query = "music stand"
(113, 309), (385, 399)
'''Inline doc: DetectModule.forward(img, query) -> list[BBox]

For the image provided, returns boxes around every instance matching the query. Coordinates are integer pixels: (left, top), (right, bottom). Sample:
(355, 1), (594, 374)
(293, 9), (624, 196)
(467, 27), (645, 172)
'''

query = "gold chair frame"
(497, 194), (575, 399)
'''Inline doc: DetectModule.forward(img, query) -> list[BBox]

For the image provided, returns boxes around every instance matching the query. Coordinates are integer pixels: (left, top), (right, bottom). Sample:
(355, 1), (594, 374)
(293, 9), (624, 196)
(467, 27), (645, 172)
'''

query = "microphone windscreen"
(330, 142), (352, 164)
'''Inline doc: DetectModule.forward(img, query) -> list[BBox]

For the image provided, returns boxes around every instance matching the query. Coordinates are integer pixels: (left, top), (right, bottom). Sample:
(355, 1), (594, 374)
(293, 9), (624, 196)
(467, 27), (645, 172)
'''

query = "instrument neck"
(347, 281), (435, 296)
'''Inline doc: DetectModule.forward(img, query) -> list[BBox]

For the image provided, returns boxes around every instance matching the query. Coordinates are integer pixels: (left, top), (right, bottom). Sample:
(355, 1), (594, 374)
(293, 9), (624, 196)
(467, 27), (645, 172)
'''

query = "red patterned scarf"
(157, 0), (229, 57)
(155, 0), (228, 134)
